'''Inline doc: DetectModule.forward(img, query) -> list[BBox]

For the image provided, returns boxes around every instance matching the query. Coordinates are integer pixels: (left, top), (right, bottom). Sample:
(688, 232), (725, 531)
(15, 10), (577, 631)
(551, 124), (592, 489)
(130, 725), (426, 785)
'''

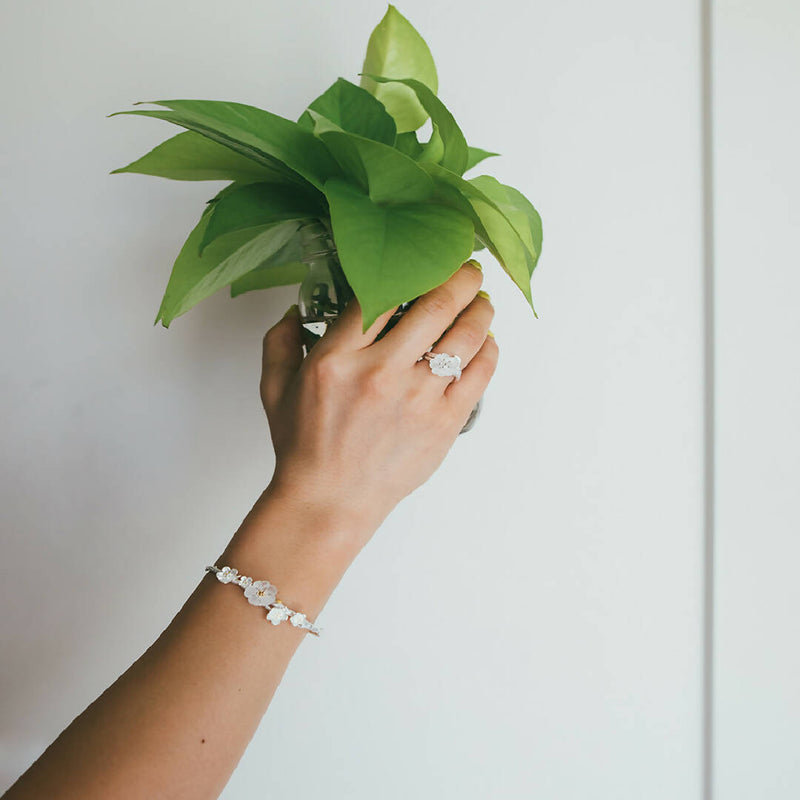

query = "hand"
(260, 262), (498, 544)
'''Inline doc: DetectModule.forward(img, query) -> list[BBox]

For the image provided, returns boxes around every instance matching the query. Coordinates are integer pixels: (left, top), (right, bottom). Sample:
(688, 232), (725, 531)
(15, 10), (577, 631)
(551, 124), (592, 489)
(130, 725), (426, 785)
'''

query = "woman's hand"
(260, 261), (498, 543)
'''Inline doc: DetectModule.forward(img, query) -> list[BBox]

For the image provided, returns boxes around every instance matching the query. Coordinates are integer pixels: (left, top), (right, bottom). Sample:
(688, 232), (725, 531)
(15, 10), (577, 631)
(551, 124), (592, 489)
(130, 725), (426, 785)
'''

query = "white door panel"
(713, 1), (800, 797)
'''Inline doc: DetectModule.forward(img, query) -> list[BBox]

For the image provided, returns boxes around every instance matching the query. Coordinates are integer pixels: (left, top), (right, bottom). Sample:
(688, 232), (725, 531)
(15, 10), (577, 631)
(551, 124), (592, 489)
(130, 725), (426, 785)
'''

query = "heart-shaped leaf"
(109, 99), (340, 191)
(363, 76), (468, 175)
(298, 78), (396, 145)
(316, 127), (434, 204)
(110, 130), (288, 183)
(324, 178), (474, 329)
(199, 181), (325, 254)
(156, 205), (302, 326)
(359, 5), (438, 133)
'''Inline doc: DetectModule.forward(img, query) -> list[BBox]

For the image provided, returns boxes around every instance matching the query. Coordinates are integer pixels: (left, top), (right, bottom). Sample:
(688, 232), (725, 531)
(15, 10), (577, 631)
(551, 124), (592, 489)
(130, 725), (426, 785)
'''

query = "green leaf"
(230, 231), (308, 296)
(199, 181), (325, 254)
(109, 130), (289, 182)
(305, 112), (367, 188)
(418, 123), (444, 164)
(109, 99), (340, 191)
(156, 208), (301, 326)
(469, 175), (542, 269)
(359, 5), (438, 133)
(394, 131), (423, 159)
(315, 125), (434, 204)
(230, 259), (307, 296)
(364, 76), (468, 174)
(304, 110), (346, 135)
(464, 146), (499, 173)
(231, 226), (308, 295)
(493, 183), (543, 269)
(421, 163), (535, 311)
(470, 197), (535, 305)
(323, 178), (474, 330)
(297, 78), (396, 145)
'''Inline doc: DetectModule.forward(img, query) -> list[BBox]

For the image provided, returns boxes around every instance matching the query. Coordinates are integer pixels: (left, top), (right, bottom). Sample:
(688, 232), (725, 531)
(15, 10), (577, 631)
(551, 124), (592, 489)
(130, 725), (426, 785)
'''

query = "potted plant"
(109, 4), (543, 432)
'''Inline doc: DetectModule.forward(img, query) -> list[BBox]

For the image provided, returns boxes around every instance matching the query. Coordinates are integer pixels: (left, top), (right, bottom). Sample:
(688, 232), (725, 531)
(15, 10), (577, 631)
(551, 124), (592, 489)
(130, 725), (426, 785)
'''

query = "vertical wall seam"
(700, 0), (716, 798)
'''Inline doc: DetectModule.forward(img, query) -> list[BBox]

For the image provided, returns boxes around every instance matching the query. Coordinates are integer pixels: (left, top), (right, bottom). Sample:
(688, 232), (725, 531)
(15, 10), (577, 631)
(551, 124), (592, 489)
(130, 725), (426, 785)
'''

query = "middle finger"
(371, 262), (484, 365)
(416, 290), (494, 388)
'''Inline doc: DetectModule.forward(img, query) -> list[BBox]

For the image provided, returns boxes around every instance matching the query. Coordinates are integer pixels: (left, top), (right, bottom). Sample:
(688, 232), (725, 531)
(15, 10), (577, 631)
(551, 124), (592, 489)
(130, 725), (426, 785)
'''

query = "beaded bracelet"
(205, 565), (322, 636)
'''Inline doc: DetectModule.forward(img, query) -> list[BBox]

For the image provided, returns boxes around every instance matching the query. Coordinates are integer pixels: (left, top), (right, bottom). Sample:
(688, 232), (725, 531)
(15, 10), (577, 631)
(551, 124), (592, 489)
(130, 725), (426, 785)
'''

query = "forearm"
(5, 483), (373, 800)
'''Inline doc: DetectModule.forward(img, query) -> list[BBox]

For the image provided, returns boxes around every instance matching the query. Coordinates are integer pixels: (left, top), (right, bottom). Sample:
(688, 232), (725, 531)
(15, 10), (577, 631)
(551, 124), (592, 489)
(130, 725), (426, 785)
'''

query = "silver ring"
(422, 351), (462, 381)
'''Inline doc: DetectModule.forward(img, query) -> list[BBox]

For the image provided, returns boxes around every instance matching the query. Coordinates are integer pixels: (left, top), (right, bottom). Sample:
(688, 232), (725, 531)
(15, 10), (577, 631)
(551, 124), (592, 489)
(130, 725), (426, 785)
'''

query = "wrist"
(265, 472), (387, 547)
(214, 480), (379, 622)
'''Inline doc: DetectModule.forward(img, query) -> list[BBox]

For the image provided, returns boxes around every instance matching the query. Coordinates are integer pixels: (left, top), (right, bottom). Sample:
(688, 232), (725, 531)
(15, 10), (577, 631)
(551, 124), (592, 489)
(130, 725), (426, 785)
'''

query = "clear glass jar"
(297, 219), (481, 434)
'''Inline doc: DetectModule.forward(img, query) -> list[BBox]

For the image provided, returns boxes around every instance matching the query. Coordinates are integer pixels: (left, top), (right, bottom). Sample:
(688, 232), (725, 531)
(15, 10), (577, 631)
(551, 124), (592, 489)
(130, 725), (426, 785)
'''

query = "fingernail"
(465, 258), (482, 271)
(487, 329), (495, 339)
(282, 303), (298, 319)
(477, 290), (491, 301)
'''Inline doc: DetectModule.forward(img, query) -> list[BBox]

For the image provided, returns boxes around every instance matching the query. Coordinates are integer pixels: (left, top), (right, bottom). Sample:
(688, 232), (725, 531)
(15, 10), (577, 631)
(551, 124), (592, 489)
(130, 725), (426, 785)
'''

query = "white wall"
(713, 1), (800, 796)
(1, 0), (708, 797)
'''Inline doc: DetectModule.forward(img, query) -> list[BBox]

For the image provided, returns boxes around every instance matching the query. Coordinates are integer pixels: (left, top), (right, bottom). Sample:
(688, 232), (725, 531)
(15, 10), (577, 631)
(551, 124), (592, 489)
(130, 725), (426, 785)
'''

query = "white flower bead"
(216, 566), (238, 584)
(266, 605), (291, 625)
(428, 353), (462, 379)
(244, 580), (277, 607)
(237, 575), (253, 588)
(290, 613), (308, 628)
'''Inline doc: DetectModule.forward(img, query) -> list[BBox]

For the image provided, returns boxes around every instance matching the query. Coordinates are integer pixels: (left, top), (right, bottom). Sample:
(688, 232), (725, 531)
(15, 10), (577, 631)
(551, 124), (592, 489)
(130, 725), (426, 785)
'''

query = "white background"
(0, 1), (795, 798)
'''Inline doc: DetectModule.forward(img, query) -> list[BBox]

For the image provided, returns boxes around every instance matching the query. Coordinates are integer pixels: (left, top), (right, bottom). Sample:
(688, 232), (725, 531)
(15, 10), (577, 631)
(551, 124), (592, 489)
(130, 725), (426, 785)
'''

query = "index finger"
(371, 262), (484, 364)
(310, 295), (400, 356)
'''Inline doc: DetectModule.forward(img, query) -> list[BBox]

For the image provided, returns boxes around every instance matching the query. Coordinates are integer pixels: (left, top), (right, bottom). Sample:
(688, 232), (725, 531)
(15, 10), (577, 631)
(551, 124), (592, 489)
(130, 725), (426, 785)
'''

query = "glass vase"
(296, 219), (482, 434)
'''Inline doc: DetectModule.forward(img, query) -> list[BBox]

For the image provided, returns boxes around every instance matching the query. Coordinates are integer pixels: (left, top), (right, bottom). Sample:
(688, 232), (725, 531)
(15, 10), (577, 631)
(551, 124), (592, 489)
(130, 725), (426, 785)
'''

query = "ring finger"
(416, 290), (494, 389)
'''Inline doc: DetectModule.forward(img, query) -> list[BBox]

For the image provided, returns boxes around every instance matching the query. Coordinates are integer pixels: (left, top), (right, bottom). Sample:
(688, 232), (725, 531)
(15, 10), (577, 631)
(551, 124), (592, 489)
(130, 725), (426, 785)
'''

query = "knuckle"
(307, 351), (344, 385)
(459, 321), (487, 351)
(263, 322), (290, 351)
(360, 364), (392, 399)
(262, 327), (276, 350)
(417, 288), (457, 319)
(263, 318), (287, 342)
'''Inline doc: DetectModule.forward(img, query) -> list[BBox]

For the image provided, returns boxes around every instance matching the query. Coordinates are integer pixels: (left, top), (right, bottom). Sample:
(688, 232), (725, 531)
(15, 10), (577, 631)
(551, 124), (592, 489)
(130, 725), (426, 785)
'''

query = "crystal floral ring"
(422, 351), (462, 381)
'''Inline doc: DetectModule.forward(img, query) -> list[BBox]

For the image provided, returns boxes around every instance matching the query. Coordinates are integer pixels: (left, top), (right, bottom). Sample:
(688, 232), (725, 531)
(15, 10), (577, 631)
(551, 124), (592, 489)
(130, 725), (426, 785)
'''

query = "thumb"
(260, 304), (304, 417)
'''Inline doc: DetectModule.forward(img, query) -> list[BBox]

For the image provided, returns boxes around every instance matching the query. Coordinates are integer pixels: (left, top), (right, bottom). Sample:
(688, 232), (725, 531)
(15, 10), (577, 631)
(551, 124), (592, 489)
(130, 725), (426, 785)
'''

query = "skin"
(3, 262), (497, 800)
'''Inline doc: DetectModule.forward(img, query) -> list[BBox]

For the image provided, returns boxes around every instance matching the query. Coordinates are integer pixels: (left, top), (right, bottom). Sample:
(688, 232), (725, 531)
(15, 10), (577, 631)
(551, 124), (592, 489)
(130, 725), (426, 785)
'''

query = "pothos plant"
(109, 4), (543, 332)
